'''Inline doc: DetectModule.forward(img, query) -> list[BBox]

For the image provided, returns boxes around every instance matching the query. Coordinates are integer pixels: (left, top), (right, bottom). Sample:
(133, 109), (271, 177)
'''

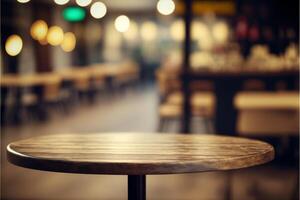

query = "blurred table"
(185, 69), (299, 135)
(0, 73), (62, 122)
(7, 133), (274, 200)
(234, 92), (299, 110)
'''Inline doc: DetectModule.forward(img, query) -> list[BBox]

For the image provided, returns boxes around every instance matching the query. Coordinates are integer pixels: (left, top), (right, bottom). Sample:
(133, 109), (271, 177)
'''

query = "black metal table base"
(128, 175), (146, 200)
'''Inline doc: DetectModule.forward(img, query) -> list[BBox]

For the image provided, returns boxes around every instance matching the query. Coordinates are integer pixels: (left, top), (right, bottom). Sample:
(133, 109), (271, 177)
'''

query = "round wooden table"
(7, 133), (274, 200)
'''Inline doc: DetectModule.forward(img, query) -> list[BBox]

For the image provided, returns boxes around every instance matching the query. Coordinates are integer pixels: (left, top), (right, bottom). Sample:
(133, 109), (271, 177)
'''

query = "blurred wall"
(17, 3), (35, 74)
(52, 7), (72, 71)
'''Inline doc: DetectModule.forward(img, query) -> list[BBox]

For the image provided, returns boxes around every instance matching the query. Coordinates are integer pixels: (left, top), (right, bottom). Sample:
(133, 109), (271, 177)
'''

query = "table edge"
(7, 143), (274, 175)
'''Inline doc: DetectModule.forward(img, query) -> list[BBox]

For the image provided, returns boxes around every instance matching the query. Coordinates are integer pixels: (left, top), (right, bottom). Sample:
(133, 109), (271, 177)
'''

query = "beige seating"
(235, 92), (299, 136)
(158, 92), (215, 132)
(163, 92), (215, 118)
(156, 67), (216, 132)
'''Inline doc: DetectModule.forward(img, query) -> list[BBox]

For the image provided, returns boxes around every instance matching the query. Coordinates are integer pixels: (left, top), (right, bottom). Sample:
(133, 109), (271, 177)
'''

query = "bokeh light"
(170, 20), (184, 41)
(115, 15), (130, 33)
(54, 0), (69, 5)
(63, 7), (86, 22)
(157, 0), (175, 15)
(197, 37), (213, 50)
(212, 22), (229, 43)
(192, 21), (210, 41)
(5, 35), (23, 56)
(123, 21), (138, 41)
(75, 0), (92, 7)
(61, 32), (76, 52)
(192, 21), (213, 50)
(140, 21), (157, 41)
(90, 2), (107, 19)
(47, 26), (64, 46)
(17, 0), (30, 3)
(30, 20), (48, 41)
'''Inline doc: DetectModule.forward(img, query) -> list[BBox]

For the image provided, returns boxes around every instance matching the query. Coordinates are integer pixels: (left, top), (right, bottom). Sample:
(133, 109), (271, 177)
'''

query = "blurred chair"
(43, 74), (72, 114)
(158, 92), (215, 133)
(156, 68), (181, 101)
(156, 68), (215, 133)
(73, 69), (93, 103)
(20, 89), (38, 121)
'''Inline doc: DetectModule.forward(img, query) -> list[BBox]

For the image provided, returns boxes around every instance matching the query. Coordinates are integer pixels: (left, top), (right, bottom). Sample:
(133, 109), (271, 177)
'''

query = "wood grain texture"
(7, 133), (274, 175)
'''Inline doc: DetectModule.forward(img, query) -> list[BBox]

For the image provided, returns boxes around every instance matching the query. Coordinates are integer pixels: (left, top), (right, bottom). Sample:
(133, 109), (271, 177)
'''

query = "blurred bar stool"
(158, 91), (215, 133)
(156, 68), (215, 133)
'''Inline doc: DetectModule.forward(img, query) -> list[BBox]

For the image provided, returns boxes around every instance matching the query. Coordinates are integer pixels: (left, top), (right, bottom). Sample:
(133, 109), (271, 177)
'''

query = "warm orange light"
(47, 26), (64, 46)
(30, 20), (48, 41)
(192, 21), (209, 41)
(170, 20), (184, 41)
(61, 32), (76, 52)
(212, 21), (229, 43)
(5, 35), (23, 56)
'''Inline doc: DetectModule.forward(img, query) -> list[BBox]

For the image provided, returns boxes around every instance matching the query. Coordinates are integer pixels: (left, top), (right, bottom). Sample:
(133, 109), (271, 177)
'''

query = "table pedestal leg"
(128, 175), (146, 200)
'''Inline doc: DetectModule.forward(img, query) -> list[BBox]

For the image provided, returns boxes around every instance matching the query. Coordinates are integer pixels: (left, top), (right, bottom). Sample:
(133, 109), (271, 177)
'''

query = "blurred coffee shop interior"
(1, 0), (299, 199)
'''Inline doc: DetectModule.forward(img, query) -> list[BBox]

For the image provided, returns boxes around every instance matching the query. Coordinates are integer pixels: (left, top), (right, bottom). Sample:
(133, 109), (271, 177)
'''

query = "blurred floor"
(1, 83), (298, 200)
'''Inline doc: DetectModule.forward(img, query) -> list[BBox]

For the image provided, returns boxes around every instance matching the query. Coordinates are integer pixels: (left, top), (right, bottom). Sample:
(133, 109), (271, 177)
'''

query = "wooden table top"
(7, 133), (274, 175)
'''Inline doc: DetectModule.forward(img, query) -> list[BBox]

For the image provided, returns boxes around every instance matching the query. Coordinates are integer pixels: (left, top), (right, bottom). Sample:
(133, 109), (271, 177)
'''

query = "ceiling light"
(90, 2), (107, 19)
